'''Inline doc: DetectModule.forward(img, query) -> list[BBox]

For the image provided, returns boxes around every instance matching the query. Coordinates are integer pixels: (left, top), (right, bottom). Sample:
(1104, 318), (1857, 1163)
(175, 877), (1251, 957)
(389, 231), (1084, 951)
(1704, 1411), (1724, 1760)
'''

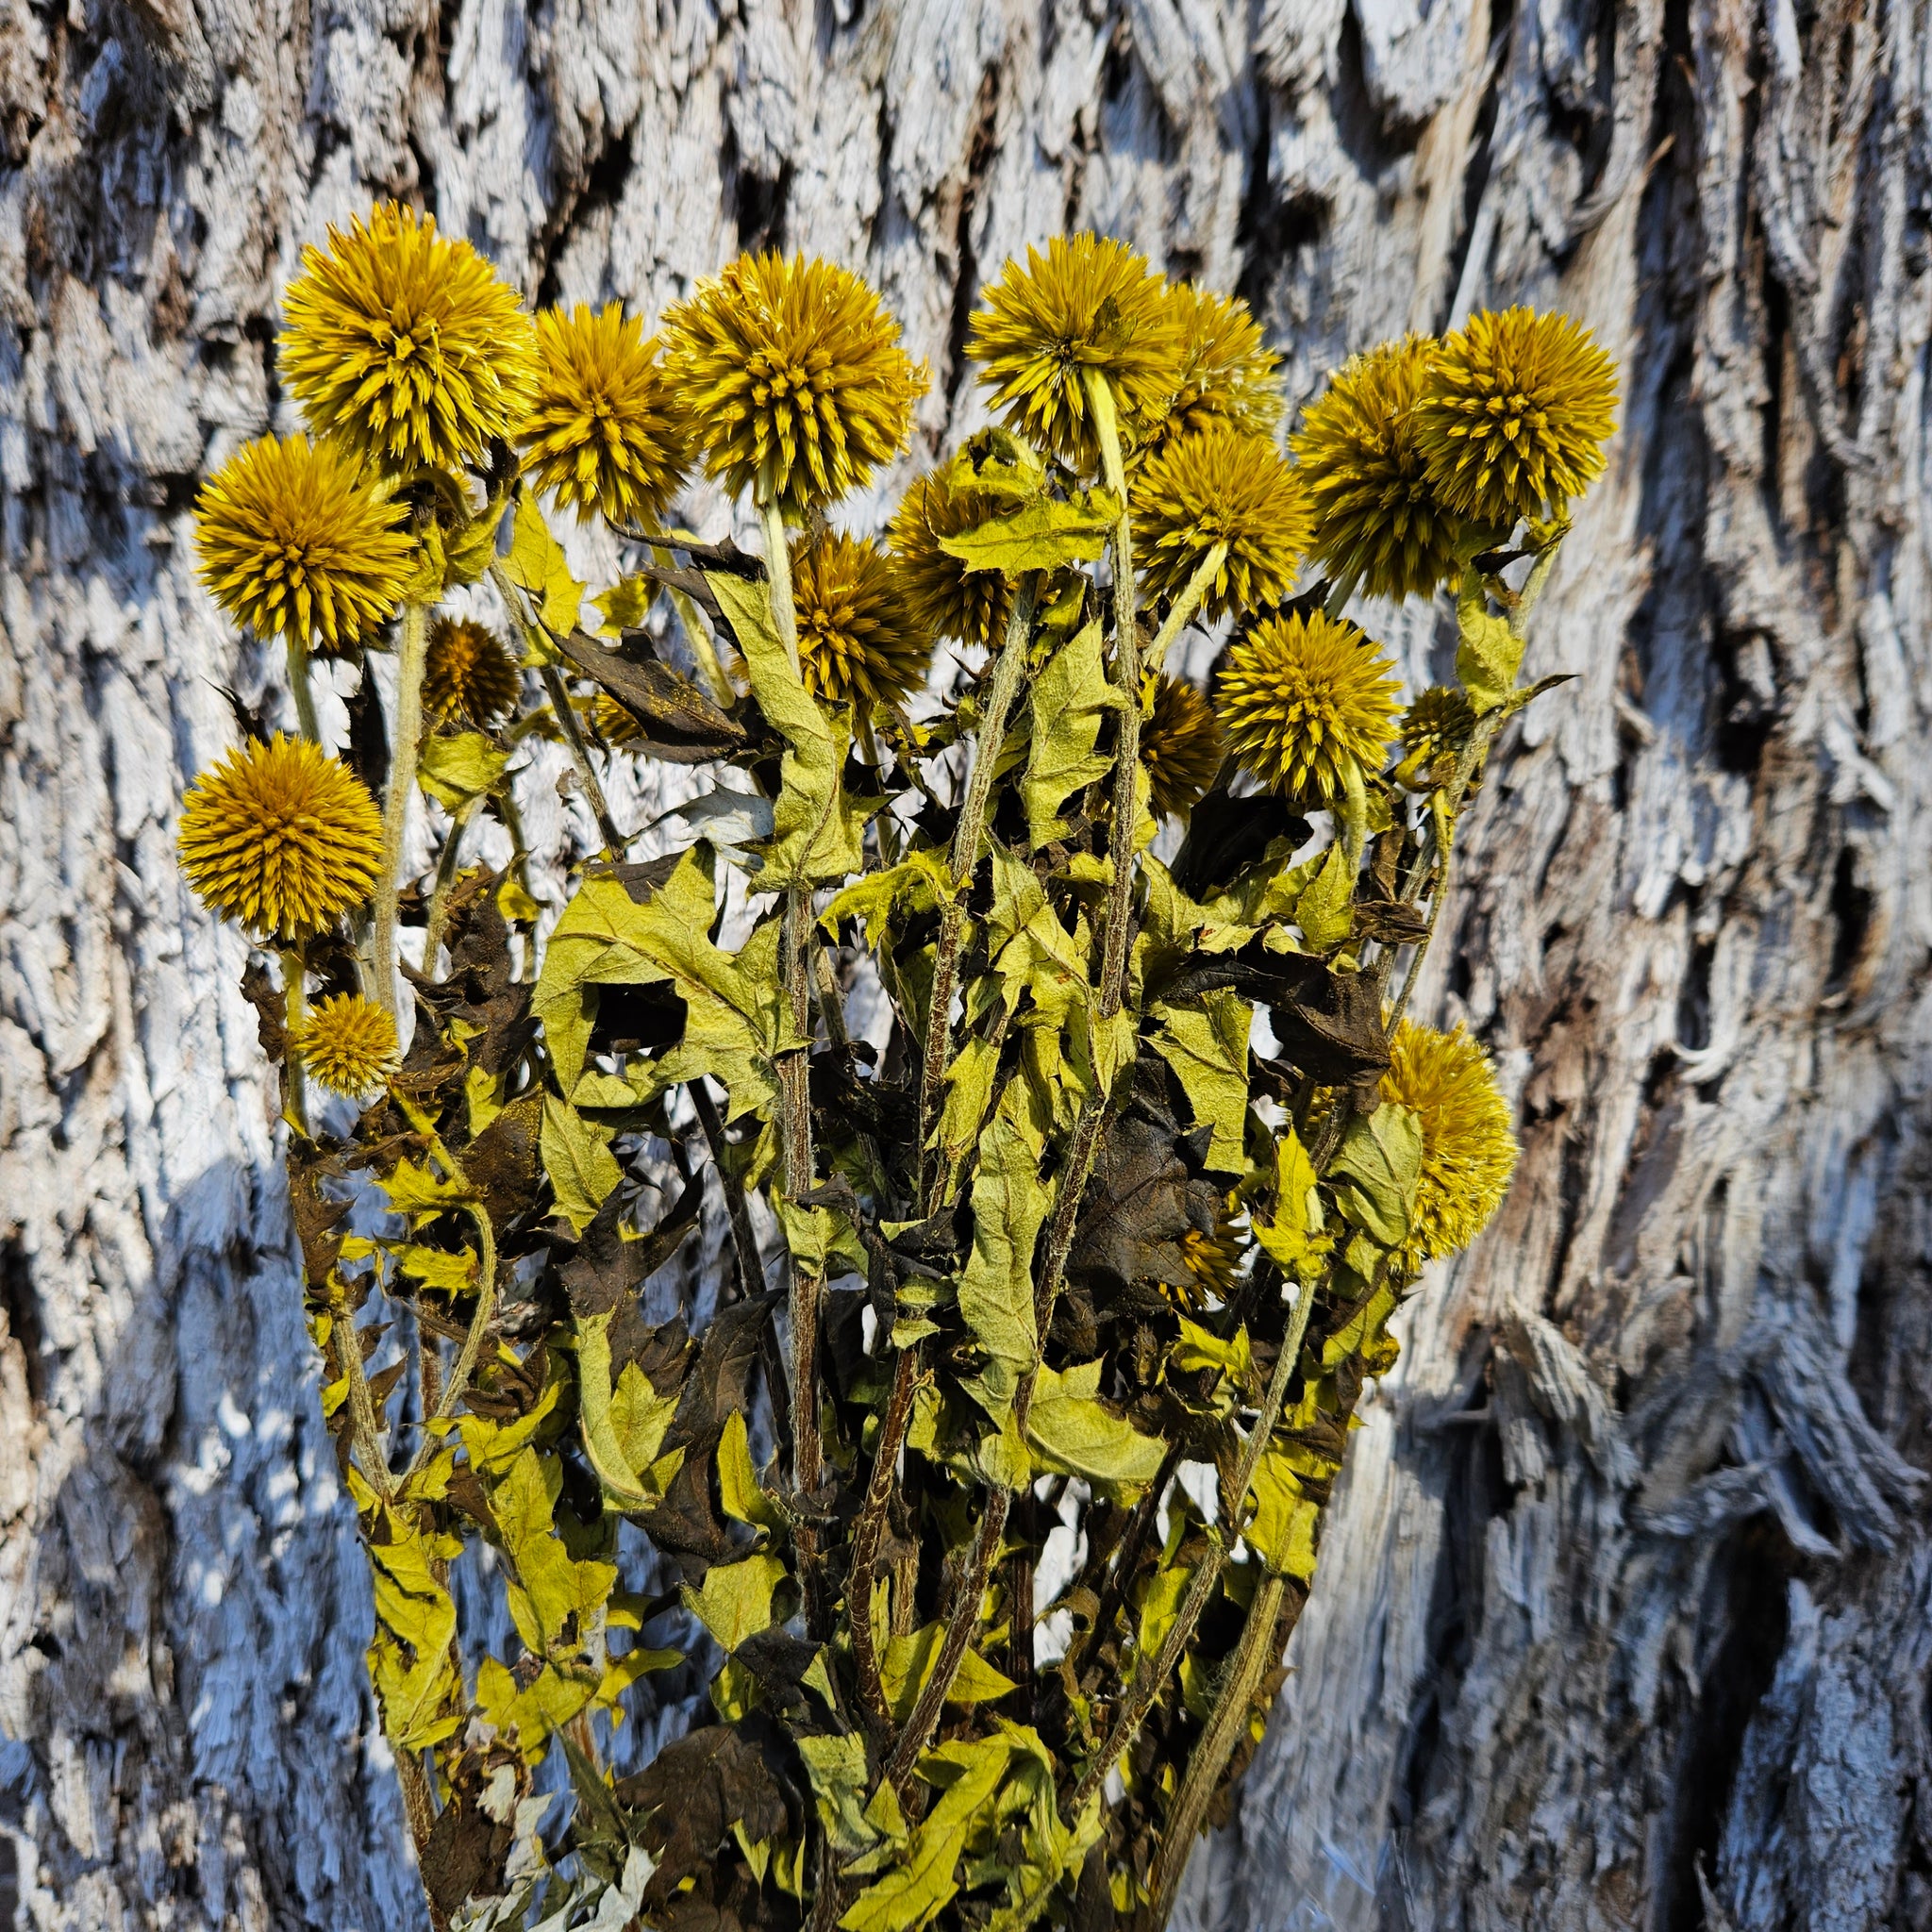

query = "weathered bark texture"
(2, 0), (1926, 1927)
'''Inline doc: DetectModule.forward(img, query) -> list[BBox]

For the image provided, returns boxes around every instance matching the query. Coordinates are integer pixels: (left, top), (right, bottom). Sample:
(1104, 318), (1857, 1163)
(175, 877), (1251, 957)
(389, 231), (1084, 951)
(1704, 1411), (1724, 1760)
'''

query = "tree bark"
(1, 1), (1924, 1928)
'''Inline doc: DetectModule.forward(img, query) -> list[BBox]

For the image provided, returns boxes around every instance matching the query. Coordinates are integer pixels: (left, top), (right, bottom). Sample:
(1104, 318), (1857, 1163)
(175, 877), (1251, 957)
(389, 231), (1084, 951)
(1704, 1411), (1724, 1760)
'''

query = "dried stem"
(759, 499), (801, 676)
(1145, 540), (1228, 676)
(420, 796), (477, 977)
(285, 633), (321, 742)
(848, 1348), (920, 1729)
(280, 948), (308, 1138)
(692, 1079), (766, 1301)
(371, 599), (430, 1020)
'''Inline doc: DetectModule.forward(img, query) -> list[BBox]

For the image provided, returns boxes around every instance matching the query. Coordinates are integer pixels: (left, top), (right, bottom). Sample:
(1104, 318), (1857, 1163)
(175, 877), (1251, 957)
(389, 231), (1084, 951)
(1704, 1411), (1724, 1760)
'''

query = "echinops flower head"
(887, 472), (1017, 648)
(293, 992), (401, 1098)
(1141, 674), (1225, 821)
(1214, 609), (1402, 802)
(177, 734), (384, 940)
(1292, 337), (1467, 601)
(279, 203), (540, 475)
(521, 304), (694, 526)
(792, 533), (931, 711)
(423, 617), (521, 729)
(1413, 307), (1619, 526)
(663, 253), (925, 518)
(1150, 285), (1283, 448)
(966, 235), (1186, 475)
(194, 434), (412, 654)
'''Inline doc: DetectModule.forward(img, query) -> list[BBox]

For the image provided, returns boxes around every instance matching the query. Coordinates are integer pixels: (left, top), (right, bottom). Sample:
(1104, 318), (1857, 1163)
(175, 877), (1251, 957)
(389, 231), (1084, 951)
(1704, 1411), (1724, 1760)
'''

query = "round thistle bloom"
(177, 734), (384, 939)
(1401, 685), (1474, 763)
(1141, 675), (1224, 821)
(1292, 337), (1467, 601)
(591, 692), (644, 746)
(1380, 1020), (1518, 1276)
(1214, 610), (1402, 802)
(424, 616), (520, 728)
(1173, 1197), (1243, 1310)
(520, 303), (694, 525)
(966, 234), (1185, 475)
(279, 203), (540, 475)
(292, 992), (400, 1098)
(1131, 425), (1310, 624)
(1413, 308), (1619, 526)
(1151, 284), (1283, 447)
(887, 472), (1015, 647)
(791, 533), (930, 711)
(662, 253), (925, 517)
(194, 434), (413, 653)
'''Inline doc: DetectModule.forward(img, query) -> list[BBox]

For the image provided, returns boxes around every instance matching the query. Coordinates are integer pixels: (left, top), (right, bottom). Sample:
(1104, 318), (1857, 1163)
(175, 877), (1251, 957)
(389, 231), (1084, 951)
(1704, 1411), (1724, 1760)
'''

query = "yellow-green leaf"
(1149, 990), (1253, 1174)
(936, 490), (1119, 575)
(1022, 619), (1119, 849)
(506, 492), (587, 639)
(1245, 1449), (1322, 1579)
(1456, 576), (1525, 713)
(683, 1551), (788, 1652)
(957, 1077), (1050, 1413)
(879, 1624), (1019, 1724)
(1327, 1103), (1423, 1248)
(717, 1408), (784, 1534)
(541, 1096), (623, 1233)
(1293, 841), (1355, 952)
(1025, 1360), (1168, 1493)
(417, 730), (509, 810)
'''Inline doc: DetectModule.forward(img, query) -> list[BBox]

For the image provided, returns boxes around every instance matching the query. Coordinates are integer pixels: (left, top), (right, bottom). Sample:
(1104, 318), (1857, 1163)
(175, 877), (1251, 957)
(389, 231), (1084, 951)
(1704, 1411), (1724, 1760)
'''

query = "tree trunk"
(2, 0), (1924, 1927)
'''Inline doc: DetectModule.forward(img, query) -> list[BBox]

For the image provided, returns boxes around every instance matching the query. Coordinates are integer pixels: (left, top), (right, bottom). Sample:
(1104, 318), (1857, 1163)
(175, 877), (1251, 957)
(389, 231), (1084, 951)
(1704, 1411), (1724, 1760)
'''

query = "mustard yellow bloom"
(1131, 425), (1309, 624)
(279, 203), (539, 474)
(292, 992), (400, 1097)
(1174, 1195), (1243, 1310)
(178, 734), (384, 939)
(1292, 338), (1466, 600)
(1400, 685), (1474, 765)
(662, 253), (925, 517)
(1414, 308), (1619, 525)
(1214, 610), (1401, 802)
(1152, 285), (1283, 447)
(193, 434), (412, 654)
(423, 617), (520, 728)
(1380, 1021), (1517, 1275)
(591, 692), (643, 746)
(1141, 675), (1224, 820)
(966, 235), (1185, 474)
(886, 472), (1015, 647)
(792, 533), (930, 711)
(520, 303), (693, 525)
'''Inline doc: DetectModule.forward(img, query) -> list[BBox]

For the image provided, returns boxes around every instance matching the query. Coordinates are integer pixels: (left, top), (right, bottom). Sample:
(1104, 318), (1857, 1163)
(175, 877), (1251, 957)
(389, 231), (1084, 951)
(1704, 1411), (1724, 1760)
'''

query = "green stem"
(759, 499), (801, 677)
(421, 797), (477, 978)
(406, 1132), (501, 1455)
(1146, 541), (1229, 676)
(281, 948), (309, 1138)
(331, 1293), (398, 1508)
(371, 600), (430, 1021)
(285, 634), (321, 742)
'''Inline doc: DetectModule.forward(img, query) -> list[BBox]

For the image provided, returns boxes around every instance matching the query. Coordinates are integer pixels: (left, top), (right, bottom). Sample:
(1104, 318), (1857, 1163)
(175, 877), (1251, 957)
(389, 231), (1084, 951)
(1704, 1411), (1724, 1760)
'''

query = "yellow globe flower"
(1400, 685), (1474, 765)
(1413, 308), (1619, 526)
(1141, 675), (1224, 820)
(292, 992), (400, 1098)
(965, 234), (1185, 474)
(791, 533), (930, 711)
(1173, 1194), (1243, 1310)
(886, 472), (1015, 647)
(1214, 610), (1401, 802)
(1130, 425), (1310, 624)
(1380, 1021), (1517, 1275)
(591, 692), (644, 746)
(423, 617), (520, 729)
(279, 203), (540, 475)
(662, 253), (926, 517)
(193, 434), (412, 654)
(1292, 337), (1466, 601)
(520, 303), (693, 525)
(177, 734), (384, 939)
(1152, 284), (1283, 447)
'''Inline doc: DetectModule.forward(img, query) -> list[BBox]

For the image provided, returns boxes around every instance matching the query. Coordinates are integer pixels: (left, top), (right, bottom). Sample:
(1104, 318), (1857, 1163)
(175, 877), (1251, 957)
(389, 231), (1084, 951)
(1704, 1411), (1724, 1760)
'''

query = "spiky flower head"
(1151, 285), (1283, 447)
(177, 734), (384, 939)
(792, 533), (931, 711)
(1400, 685), (1474, 763)
(1380, 1021), (1518, 1276)
(662, 253), (925, 518)
(193, 434), (412, 654)
(520, 304), (694, 525)
(887, 472), (1015, 648)
(966, 235), (1186, 475)
(424, 616), (520, 728)
(1413, 308), (1619, 526)
(1215, 610), (1402, 802)
(1292, 337), (1467, 601)
(1173, 1194), (1244, 1311)
(279, 203), (540, 475)
(1131, 425), (1310, 624)
(1142, 675), (1225, 821)
(591, 693), (644, 746)
(292, 992), (400, 1098)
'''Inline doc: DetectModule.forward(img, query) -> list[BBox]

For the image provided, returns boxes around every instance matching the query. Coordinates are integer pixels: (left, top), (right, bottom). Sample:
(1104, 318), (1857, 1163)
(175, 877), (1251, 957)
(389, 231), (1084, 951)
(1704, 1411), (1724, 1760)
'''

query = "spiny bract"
(1131, 424), (1310, 625)
(888, 472), (1015, 648)
(194, 434), (413, 654)
(1413, 307), (1619, 526)
(177, 734), (384, 939)
(1214, 610), (1402, 802)
(1151, 285), (1284, 448)
(1141, 674), (1225, 821)
(966, 234), (1186, 475)
(662, 253), (926, 519)
(792, 532), (930, 712)
(522, 304), (694, 526)
(294, 992), (401, 1098)
(1292, 337), (1466, 601)
(279, 203), (540, 475)
(1400, 685), (1475, 764)
(1380, 1020), (1519, 1276)
(424, 616), (521, 728)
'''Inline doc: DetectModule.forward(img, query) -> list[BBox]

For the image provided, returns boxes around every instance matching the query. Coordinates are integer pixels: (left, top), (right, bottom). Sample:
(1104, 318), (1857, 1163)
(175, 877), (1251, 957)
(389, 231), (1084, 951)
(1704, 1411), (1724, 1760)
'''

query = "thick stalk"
(330, 1301), (397, 1508)
(1145, 540), (1228, 675)
(395, 1754), (446, 1928)
(370, 600), (430, 1020)
(847, 1349), (920, 1729)
(285, 633), (321, 742)
(420, 796), (477, 977)
(916, 584), (1036, 1204)
(280, 948), (308, 1138)
(780, 893), (824, 1514)
(759, 498), (801, 675)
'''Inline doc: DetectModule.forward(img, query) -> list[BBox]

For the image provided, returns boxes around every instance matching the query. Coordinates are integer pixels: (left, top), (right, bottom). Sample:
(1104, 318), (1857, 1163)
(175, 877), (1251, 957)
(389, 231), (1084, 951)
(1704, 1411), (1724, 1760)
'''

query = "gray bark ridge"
(2, 1), (1925, 1929)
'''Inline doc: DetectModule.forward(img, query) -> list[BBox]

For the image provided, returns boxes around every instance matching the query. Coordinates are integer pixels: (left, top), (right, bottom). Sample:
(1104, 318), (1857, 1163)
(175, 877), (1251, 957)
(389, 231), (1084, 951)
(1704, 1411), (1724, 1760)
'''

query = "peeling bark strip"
(0, 3), (1924, 1930)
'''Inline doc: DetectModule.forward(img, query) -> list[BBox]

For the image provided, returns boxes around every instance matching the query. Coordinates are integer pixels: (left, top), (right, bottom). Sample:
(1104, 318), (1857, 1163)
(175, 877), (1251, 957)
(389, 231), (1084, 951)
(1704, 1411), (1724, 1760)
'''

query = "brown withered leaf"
(614, 1715), (801, 1890)
(240, 958), (288, 1065)
(289, 1147), (352, 1284)
(559, 1174), (703, 1319)
(1170, 789), (1309, 898)
(462, 1093), (545, 1236)
(558, 629), (747, 763)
